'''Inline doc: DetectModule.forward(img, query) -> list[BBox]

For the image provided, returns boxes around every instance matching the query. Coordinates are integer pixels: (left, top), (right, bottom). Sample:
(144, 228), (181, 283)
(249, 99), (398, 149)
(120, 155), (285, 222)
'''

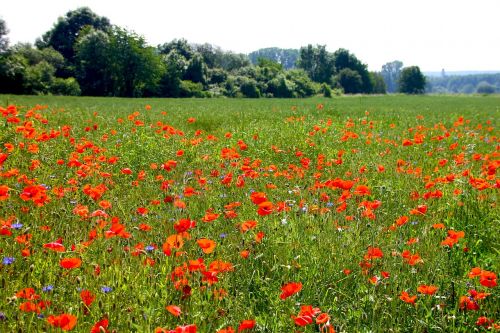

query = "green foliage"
(239, 77), (260, 98)
(399, 66), (426, 94)
(0, 18), (9, 52)
(333, 48), (373, 93)
(427, 73), (500, 94)
(297, 44), (335, 84)
(285, 69), (317, 97)
(36, 7), (110, 76)
(75, 28), (112, 96)
(50, 77), (81, 96)
(0, 51), (27, 94)
(370, 71), (387, 94)
(248, 47), (299, 69)
(179, 80), (207, 97)
(381, 60), (403, 93)
(476, 81), (496, 94)
(24, 60), (56, 94)
(335, 68), (363, 94)
(321, 83), (332, 97)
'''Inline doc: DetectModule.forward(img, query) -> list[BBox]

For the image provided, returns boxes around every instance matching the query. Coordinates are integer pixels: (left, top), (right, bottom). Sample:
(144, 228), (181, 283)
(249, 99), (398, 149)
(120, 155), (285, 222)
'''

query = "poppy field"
(0, 95), (499, 332)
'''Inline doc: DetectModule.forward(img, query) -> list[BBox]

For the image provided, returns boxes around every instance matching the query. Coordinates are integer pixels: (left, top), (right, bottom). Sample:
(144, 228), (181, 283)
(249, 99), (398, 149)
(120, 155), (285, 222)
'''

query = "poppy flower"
(47, 313), (78, 331)
(240, 220), (257, 232)
(238, 319), (255, 331)
(197, 238), (216, 254)
(60, 258), (82, 269)
(43, 238), (65, 252)
(250, 192), (267, 205)
(257, 201), (273, 216)
(316, 313), (330, 324)
(280, 282), (302, 300)
(166, 305), (182, 317)
(0, 185), (9, 201)
(80, 289), (95, 307)
(479, 271), (497, 288)
(399, 291), (417, 304)
(364, 247), (383, 260)
(417, 285), (438, 295)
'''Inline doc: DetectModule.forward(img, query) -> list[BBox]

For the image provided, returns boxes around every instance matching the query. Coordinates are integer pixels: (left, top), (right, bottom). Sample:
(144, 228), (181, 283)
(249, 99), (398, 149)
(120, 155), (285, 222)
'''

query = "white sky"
(1, 0), (499, 71)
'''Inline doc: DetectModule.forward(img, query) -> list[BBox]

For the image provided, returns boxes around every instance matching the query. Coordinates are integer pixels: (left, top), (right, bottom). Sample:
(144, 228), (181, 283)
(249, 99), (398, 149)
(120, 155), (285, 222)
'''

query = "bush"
(179, 80), (207, 97)
(476, 82), (496, 94)
(50, 77), (81, 96)
(321, 83), (332, 97)
(239, 77), (260, 98)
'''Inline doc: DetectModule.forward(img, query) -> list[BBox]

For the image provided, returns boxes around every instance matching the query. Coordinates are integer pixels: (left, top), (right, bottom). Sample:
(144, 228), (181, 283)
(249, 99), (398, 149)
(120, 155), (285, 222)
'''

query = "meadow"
(0, 95), (498, 332)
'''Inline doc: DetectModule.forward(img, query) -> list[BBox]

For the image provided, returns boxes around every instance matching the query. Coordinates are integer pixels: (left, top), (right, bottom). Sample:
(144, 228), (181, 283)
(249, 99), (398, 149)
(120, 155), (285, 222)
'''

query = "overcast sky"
(2, 0), (499, 72)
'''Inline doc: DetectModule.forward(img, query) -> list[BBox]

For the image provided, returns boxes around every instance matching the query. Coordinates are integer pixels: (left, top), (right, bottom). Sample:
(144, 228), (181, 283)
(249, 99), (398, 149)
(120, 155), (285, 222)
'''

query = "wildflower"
(166, 305), (181, 317)
(47, 313), (77, 331)
(238, 319), (255, 331)
(90, 318), (109, 333)
(280, 282), (302, 300)
(2, 257), (15, 265)
(417, 285), (438, 295)
(197, 238), (216, 254)
(101, 286), (112, 293)
(60, 258), (81, 269)
(399, 291), (417, 304)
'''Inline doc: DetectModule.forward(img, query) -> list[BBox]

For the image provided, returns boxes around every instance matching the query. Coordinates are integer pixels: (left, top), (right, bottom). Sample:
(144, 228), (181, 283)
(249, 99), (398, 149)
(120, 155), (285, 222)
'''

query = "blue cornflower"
(101, 286), (112, 293)
(42, 285), (54, 292)
(2, 257), (14, 265)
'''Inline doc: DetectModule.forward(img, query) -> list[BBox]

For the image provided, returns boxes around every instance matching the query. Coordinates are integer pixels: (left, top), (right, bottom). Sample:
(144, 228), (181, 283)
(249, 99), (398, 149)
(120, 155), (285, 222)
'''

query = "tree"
(476, 82), (496, 94)
(37, 7), (110, 77)
(370, 72), (387, 94)
(248, 47), (299, 70)
(0, 18), (9, 52)
(75, 28), (112, 96)
(332, 48), (373, 93)
(399, 66), (426, 94)
(297, 45), (335, 83)
(381, 61), (403, 93)
(107, 27), (163, 97)
(335, 68), (363, 94)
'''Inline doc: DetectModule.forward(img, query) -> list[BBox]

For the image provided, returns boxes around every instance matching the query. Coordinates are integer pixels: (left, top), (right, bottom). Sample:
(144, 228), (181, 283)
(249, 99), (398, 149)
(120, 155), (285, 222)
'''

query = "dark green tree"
(399, 66), (426, 94)
(0, 18), (9, 52)
(476, 82), (496, 94)
(381, 60), (403, 93)
(248, 47), (299, 70)
(370, 72), (387, 94)
(74, 28), (112, 95)
(332, 48), (373, 93)
(107, 27), (163, 97)
(37, 7), (110, 77)
(297, 44), (335, 83)
(335, 68), (363, 94)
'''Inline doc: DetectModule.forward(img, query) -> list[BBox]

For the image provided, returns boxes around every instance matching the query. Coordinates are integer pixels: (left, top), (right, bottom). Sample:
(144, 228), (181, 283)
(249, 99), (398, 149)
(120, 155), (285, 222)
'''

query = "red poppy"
(417, 285), (438, 295)
(80, 289), (95, 307)
(280, 282), (302, 300)
(399, 291), (417, 304)
(197, 238), (216, 254)
(364, 247), (383, 260)
(60, 258), (82, 269)
(47, 313), (78, 331)
(238, 319), (255, 331)
(166, 305), (182, 317)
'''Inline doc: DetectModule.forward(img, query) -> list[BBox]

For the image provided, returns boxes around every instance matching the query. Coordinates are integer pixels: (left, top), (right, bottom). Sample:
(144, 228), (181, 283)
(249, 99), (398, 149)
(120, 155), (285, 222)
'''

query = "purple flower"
(2, 257), (14, 265)
(101, 286), (112, 293)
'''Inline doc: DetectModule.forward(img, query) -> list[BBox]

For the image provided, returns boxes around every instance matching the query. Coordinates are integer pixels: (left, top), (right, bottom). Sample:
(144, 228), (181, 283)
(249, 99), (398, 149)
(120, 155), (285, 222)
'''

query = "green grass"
(0, 95), (499, 332)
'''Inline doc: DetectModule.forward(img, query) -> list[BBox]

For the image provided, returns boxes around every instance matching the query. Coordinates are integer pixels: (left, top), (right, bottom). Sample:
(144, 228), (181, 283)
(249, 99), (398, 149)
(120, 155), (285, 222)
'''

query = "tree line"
(426, 73), (500, 94)
(0, 8), (427, 98)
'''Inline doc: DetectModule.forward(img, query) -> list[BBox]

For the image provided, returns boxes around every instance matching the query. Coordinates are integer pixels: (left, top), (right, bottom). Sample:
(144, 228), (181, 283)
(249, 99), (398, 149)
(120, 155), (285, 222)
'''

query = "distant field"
(0, 95), (498, 332)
